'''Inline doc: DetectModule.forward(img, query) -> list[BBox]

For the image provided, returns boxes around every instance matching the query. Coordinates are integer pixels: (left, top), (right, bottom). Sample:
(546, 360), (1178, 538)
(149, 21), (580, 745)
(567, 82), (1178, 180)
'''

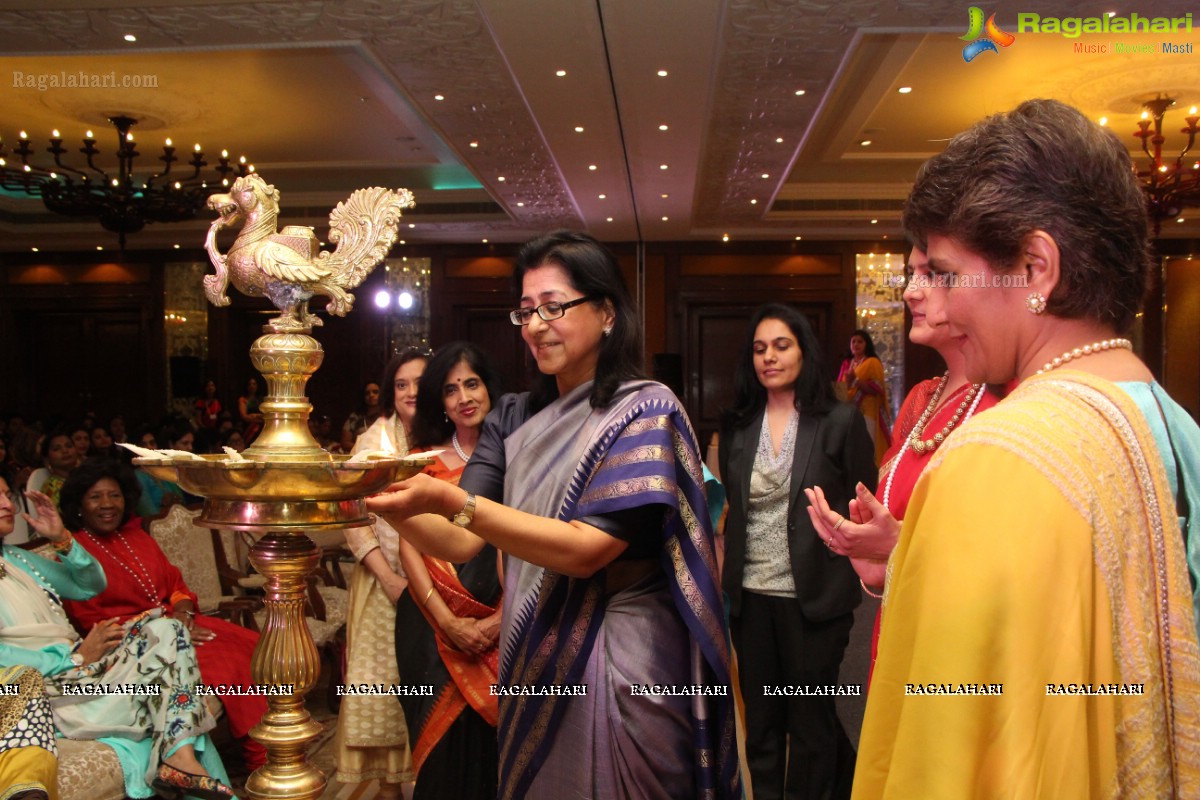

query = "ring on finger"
(834, 516), (846, 531)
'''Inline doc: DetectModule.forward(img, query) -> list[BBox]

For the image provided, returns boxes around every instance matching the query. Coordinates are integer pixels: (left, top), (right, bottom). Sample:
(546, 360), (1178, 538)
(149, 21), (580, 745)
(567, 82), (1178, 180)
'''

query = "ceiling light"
(897, 87), (912, 94)
(469, 140), (479, 148)
(1133, 96), (1200, 234)
(555, 69), (567, 77)
(661, 193), (669, 199)
(497, 175), (506, 181)
(598, 194), (606, 199)
(1177, 217), (1186, 223)
(871, 219), (878, 224)
(399, 240), (406, 245)
(516, 201), (524, 207)
(860, 140), (872, 146)
(658, 124), (669, 131)
(123, 34), (137, 42)
(408, 223), (416, 228)
(659, 164), (668, 170)
(588, 164), (597, 171)
(761, 173), (770, 179)
(657, 70), (668, 77)
(661, 216), (669, 221)
(434, 94), (445, 101)
(96, 246), (103, 251)
(31, 247), (38, 252)
(722, 233), (729, 242)
(795, 89), (806, 96)
(776, 137), (784, 143)
(173, 243), (180, 249)
(1098, 117), (1108, 127)
(482, 238), (488, 243)
(374, 289), (391, 309)
(606, 217), (613, 222)
(574, 126), (584, 133)
(750, 199), (758, 205)
(0, 116), (250, 248)
(795, 236), (803, 241)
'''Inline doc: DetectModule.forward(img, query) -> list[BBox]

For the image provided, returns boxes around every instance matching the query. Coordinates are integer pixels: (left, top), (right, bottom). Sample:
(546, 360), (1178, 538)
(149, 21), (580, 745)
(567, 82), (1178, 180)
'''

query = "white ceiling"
(2, 0), (1199, 252)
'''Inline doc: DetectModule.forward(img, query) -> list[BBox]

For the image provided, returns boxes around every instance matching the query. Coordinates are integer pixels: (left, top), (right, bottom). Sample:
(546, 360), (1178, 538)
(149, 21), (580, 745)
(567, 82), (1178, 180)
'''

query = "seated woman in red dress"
(59, 458), (268, 772)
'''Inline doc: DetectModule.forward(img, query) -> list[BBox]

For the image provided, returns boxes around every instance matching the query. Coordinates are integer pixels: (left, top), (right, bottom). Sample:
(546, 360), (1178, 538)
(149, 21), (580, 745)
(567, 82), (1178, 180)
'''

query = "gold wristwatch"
(451, 492), (477, 528)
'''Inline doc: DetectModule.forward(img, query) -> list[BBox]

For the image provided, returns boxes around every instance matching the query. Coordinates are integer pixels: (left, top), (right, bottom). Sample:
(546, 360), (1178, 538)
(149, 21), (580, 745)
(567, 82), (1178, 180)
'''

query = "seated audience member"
(0, 467), (236, 799)
(60, 459), (268, 772)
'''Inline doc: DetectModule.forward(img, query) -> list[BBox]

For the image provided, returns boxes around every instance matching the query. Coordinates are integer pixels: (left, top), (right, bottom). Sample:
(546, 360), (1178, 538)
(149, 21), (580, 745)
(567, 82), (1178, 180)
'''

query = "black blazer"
(720, 403), (877, 621)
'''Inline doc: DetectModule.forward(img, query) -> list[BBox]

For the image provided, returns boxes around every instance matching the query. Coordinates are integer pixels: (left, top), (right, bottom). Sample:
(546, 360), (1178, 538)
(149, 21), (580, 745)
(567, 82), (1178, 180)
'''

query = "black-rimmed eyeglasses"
(509, 296), (595, 326)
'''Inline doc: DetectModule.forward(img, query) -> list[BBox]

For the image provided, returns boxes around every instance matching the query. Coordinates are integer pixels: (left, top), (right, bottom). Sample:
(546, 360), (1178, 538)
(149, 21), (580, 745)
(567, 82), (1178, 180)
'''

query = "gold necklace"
(1034, 338), (1132, 375)
(908, 374), (984, 455)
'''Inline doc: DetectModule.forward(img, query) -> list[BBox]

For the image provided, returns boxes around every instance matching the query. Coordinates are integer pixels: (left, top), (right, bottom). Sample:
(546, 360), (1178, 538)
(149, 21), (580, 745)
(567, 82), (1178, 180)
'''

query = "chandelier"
(0, 115), (251, 248)
(1132, 95), (1200, 235)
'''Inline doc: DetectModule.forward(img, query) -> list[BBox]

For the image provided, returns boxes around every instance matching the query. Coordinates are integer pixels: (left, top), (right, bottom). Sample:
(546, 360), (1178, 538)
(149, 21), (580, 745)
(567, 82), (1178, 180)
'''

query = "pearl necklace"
(81, 530), (160, 605)
(883, 377), (987, 509)
(2, 546), (64, 608)
(451, 431), (471, 463)
(908, 375), (983, 456)
(1034, 338), (1132, 375)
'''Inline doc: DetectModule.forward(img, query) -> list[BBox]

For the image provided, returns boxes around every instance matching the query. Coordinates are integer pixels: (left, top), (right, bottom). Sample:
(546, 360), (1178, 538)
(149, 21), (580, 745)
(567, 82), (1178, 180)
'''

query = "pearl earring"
(1026, 292), (1047, 315)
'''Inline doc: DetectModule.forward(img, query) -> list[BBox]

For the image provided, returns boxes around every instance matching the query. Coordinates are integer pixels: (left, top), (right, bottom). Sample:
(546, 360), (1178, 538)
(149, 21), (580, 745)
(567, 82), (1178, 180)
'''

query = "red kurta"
(64, 518), (267, 769)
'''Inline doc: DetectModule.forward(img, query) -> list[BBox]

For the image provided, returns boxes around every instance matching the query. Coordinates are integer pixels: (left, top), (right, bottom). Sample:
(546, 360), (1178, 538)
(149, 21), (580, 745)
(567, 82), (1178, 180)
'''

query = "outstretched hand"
(804, 483), (899, 561)
(365, 473), (452, 525)
(22, 489), (68, 543)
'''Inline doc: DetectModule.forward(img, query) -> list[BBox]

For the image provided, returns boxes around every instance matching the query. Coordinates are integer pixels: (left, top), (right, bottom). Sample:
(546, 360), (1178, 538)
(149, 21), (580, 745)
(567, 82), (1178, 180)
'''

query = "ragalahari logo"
(961, 7), (1016, 61)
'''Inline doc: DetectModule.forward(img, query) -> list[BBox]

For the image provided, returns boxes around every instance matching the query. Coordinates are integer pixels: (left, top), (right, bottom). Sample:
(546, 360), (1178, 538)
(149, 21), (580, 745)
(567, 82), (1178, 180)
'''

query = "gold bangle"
(422, 587), (435, 606)
(860, 578), (884, 599)
(52, 535), (74, 554)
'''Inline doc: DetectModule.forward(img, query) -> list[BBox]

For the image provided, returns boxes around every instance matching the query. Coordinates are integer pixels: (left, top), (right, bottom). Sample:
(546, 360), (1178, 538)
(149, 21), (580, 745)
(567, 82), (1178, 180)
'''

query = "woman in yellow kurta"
(811, 100), (1199, 798)
(837, 330), (890, 465)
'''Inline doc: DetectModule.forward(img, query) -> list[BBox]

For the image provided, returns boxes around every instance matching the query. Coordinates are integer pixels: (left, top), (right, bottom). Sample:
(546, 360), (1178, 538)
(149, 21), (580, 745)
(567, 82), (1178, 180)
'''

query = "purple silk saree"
(496, 380), (738, 799)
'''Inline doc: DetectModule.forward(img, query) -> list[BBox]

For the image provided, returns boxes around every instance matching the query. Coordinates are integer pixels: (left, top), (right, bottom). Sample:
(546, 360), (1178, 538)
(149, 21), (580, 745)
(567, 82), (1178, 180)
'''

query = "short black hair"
(59, 458), (142, 530)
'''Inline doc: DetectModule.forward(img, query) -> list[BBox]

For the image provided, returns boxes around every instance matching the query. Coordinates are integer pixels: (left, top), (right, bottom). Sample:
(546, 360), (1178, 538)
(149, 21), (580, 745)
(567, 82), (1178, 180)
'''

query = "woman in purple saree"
(369, 231), (738, 799)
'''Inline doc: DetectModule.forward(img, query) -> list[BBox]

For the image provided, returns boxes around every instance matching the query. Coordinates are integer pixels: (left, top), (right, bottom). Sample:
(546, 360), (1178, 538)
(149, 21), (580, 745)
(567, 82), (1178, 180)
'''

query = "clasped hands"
(805, 482), (900, 590)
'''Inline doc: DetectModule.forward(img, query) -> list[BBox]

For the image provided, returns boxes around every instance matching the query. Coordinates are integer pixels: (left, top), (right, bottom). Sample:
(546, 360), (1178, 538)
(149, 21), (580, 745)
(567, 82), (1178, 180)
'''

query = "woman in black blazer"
(719, 303), (876, 800)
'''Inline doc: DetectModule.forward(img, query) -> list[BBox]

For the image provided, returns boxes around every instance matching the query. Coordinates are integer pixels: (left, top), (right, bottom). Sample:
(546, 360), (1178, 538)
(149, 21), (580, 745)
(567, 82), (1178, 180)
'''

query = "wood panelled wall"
(3, 238), (1189, 437)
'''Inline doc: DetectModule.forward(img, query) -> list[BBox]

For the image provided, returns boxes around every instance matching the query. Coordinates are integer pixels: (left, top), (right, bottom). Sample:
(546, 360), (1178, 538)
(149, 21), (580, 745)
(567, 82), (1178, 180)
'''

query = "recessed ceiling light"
(795, 236), (803, 241)
(516, 202), (525, 207)
(598, 194), (606, 199)
(469, 140), (479, 148)
(722, 233), (730, 242)
(750, 199), (758, 205)
(776, 137), (784, 143)
(434, 94), (445, 101)
(659, 164), (668, 170)
(173, 244), (180, 249)
(657, 69), (668, 77)
(409, 223), (416, 228)
(574, 126), (584, 133)
(661, 216), (669, 221)
(860, 139), (872, 146)
(482, 238), (488, 243)
(588, 164), (597, 171)
(399, 240), (406, 245)
(761, 173), (770, 179)
(497, 176), (506, 182)
(96, 246), (103, 251)
(123, 33), (137, 42)
(606, 217), (613, 222)
(1098, 117), (1108, 127)
(897, 87), (912, 94)
(658, 124), (669, 131)
(795, 89), (806, 96)
(871, 219), (879, 224)
(31, 247), (38, 252)
(661, 193), (669, 199)
(555, 69), (567, 77)
(1177, 217), (1186, 223)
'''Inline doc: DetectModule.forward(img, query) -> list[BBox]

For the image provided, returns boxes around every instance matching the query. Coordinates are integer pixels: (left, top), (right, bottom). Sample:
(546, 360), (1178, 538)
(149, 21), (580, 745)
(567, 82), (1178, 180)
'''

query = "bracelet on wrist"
(52, 534), (74, 554)
(860, 579), (884, 599)
(422, 587), (435, 606)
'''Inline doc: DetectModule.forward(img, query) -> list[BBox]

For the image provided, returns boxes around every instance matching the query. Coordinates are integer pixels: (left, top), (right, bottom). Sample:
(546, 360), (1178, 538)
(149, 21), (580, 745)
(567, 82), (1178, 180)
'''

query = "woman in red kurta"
(58, 459), (267, 771)
(810, 248), (1002, 681)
